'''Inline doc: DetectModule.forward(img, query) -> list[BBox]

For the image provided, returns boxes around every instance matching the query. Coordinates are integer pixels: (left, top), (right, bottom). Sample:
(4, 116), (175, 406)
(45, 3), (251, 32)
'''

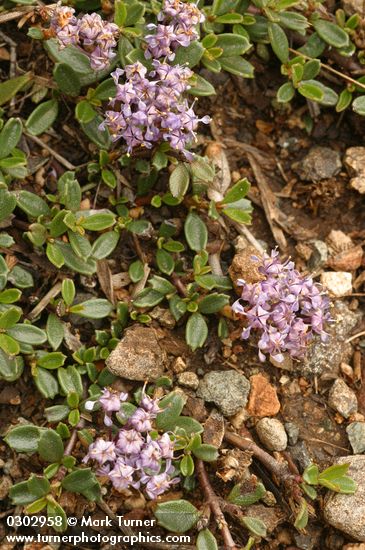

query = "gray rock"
(324, 455), (365, 541)
(197, 370), (250, 416)
(285, 422), (300, 445)
(106, 325), (167, 381)
(289, 441), (312, 471)
(301, 301), (362, 376)
(328, 378), (358, 419)
(296, 147), (342, 182)
(308, 240), (328, 270)
(177, 371), (199, 390)
(256, 418), (288, 451)
(347, 422), (365, 454)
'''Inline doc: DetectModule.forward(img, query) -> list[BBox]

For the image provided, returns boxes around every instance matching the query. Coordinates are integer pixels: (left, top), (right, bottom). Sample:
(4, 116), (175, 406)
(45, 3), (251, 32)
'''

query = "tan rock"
(344, 147), (365, 194)
(321, 271), (352, 297)
(106, 325), (167, 381)
(247, 374), (281, 417)
(203, 409), (225, 447)
(228, 245), (264, 295)
(177, 371), (199, 390)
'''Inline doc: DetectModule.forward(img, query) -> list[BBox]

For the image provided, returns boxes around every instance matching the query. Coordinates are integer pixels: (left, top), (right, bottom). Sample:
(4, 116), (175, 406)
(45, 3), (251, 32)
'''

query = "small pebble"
(255, 417), (288, 451)
(177, 371), (199, 390)
(285, 422), (299, 445)
(346, 422), (365, 454)
(321, 271), (352, 297)
(328, 378), (358, 419)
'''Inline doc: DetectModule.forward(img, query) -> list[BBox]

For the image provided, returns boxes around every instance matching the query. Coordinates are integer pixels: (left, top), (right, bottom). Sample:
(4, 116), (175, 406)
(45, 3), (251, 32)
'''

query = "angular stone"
(228, 245), (263, 294)
(346, 422), (365, 454)
(177, 371), (199, 390)
(302, 301), (361, 377)
(203, 409), (225, 447)
(256, 417), (288, 451)
(197, 370), (250, 416)
(106, 325), (166, 381)
(345, 147), (365, 194)
(296, 147), (342, 182)
(324, 455), (365, 541)
(321, 271), (352, 297)
(328, 378), (358, 419)
(247, 374), (281, 417)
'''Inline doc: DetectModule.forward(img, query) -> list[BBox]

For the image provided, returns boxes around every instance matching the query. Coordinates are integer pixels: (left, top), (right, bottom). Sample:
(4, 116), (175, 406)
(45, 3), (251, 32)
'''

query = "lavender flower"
(83, 438), (117, 464)
(101, 61), (209, 158)
(232, 250), (331, 362)
(50, 3), (118, 70)
(145, 0), (205, 61)
(84, 388), (179, 500)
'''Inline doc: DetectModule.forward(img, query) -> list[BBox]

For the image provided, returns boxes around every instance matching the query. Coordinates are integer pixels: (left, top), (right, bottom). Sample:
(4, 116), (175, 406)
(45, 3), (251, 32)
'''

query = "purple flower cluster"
(102, 62), (209, 157)
(145, 0), (205, 61)
(84, 388), (179, 500)
(232, 250), (331, 362)
(50, 4), (118, 70)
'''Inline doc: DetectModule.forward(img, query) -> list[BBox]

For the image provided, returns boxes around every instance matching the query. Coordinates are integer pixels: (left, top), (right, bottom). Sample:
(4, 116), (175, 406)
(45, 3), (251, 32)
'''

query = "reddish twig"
(196, 459), (238, 550)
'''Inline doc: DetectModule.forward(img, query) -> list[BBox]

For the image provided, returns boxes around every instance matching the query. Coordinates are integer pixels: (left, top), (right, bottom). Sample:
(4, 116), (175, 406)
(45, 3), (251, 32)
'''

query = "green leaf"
(80, 212), (115, 231)
(0, 307), (22, 329)
(46, 242), (64, 268)
(38, 429), (64, 463)
(222, 203), (252, 224)
(216, 13), (243, 24)
(45, 405), (70, 422)
(221, 178), (250, 204)
(336, 89), (352, 112)
(215, 34), (251, 56)
(188, 75), (216, 97)
(69, 298), (113, 318)
(93, 78), (117, 101)
(173, 41), (204, 68)
(9, 480), (39, 505)
(0, 333), (19, 355)
(155, 500), (200, 533)
(195, 274), (232, 290)
(115, 0), (127, 26)
(277, 82), (295, 103)
(352, 95), (365, 115)
(169, 163), (190, 198)
(278, 11), (309, 33)
(192, 444), (218, 462)
(197, 529), (219, 550)
(37, 352), (66, 370)
(58, 365), (83, 397)
(228, 482), (266, 506)
(242, 516), (267, 537)
(0, 288), (21, 304)
(294, 498), (308, 530)
(320, 475), (357, 494)
(25, 99), (59, 136)
(302, 59), (321, 80)
(25, 497), (47, 515)
(186, 312), (208, 351)
(7, 323), (47, 345)
(0, 350), (23, 382)
(46, 313), (64, 351)
(156, 391), (186, 431)
(91, 231), (119, 259)
(0, 73), (32, 106)
(118, 35), (134, 66)
(319, 463), (350, 481)
(312, 19), (349, 48)
(5, 425), (41, 453)
(169, 295), (187, 321)
(156, 249), (175, 275)
(174, 416), (203, 435)
(54, 242), (96, 275)
(53, 63), (81, 96)
(129, 259), (145, 282)
(219, 56), (254, 77)
(180, 454), (195, 477)
(15, 190), (51, 218)
(75, 100), (97, 124)
(268, 22), (289, 63)
(61, 279), (75, 307)
(198, 293), (229, 314)
(62, 468), (99, 493)
(47, 501), (67, 532)
(303, 463), (319, 485)
(81, 115), (111, 149)
(0, 189), (16, 222)
(299, 79), (338, 105)
(150, 275), (176, 295)
(124, 1), (145, 25)
(184, 212), (208, 252)
(0, 118), (22, 159)
(58, 171), (81, 211)
(133, 288), (165, 308)
(298, 80), (324, 102)
(34, 367), (59, 399)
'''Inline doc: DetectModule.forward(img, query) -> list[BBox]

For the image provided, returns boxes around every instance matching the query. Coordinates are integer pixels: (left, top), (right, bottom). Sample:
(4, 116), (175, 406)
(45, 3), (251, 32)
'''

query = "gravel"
(197, 370), (250, 416)
(255, 417), (288, 451)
